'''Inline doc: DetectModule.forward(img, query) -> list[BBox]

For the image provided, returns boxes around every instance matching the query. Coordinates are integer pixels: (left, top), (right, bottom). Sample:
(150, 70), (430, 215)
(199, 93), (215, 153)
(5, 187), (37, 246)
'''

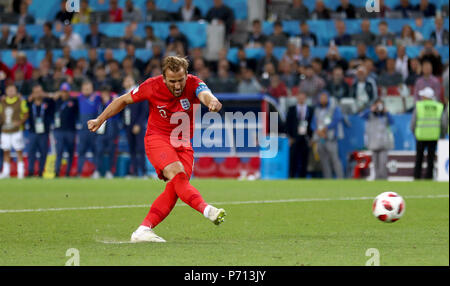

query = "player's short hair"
(162, 56), (189, 77)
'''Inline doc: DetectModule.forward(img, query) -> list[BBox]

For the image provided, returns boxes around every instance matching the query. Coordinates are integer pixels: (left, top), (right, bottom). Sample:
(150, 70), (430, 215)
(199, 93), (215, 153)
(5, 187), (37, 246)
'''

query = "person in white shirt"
(60, 24), (84, 50)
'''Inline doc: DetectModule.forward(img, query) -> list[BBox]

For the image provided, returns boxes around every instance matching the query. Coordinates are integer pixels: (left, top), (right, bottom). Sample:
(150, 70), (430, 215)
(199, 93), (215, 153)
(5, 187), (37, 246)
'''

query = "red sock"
(141, 180), (178, 228)
(171, 172), (208, 214)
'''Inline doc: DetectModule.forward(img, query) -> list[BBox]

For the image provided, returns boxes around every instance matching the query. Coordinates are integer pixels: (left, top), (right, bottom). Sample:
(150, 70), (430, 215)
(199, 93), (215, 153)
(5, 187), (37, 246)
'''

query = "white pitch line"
(0, 194), (448, 214)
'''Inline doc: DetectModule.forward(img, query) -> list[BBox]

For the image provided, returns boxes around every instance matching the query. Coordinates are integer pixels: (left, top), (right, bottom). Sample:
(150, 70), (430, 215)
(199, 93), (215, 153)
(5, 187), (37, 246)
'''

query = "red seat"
(217, 157), (242, 178)
(193, 156), (218, 178)
(386, 85), (400, 96)
(352, 151), (371, 179)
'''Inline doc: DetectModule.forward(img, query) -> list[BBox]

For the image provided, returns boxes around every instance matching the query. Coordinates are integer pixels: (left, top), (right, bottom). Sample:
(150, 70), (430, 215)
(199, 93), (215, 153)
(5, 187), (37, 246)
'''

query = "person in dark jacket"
(286, 90), (314, 178)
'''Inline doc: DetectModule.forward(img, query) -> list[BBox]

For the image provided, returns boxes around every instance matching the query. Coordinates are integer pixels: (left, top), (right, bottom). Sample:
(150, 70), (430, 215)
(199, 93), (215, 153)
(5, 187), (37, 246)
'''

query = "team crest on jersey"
(180, 98), (190, 110)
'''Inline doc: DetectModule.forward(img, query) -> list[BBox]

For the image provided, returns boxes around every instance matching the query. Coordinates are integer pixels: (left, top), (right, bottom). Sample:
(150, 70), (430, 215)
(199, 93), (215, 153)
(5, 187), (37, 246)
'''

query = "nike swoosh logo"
(157, 105), (166, 108)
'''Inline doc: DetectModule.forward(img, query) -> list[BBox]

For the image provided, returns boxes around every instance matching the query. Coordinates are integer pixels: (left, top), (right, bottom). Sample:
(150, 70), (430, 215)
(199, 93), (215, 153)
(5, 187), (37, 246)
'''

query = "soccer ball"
(372, 192), (406, 222)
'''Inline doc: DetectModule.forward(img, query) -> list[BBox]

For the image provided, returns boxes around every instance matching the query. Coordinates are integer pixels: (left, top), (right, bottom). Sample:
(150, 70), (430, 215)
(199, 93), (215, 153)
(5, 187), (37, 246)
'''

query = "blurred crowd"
(0, 0), (449, 179)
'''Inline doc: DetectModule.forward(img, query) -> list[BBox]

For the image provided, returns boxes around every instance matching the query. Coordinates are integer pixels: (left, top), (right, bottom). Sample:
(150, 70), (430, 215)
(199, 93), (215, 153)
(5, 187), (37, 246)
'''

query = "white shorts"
(1, 131), (25, 151)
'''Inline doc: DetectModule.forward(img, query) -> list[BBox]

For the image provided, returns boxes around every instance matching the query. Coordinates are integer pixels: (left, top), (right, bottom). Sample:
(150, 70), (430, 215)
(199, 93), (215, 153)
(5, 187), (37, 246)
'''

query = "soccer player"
(0, 84), (29, 179)
(87, 56), (226, 242)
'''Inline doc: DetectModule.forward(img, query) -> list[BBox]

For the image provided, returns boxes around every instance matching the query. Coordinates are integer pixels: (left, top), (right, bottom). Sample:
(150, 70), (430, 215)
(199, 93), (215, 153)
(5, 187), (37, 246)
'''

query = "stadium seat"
(217, 157), (242, 178)
(384, 11), (403, 19)
(386, 85), (401, 96)
(193, 156), (218, 178)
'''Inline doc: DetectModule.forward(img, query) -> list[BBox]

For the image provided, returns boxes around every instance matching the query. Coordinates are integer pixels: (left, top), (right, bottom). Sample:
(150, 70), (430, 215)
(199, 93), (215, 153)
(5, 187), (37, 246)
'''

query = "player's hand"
(87, 118), (103, 132)
(208, 100), (222, 112)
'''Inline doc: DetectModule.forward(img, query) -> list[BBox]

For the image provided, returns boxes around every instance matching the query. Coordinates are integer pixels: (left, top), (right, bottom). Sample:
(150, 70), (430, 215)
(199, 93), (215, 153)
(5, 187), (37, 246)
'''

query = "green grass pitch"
(0, 179), (448, 266)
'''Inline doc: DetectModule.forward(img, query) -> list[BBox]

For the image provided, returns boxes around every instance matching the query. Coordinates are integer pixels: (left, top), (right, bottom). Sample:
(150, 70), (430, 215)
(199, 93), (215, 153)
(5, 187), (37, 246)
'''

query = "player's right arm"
(87, 92), (134, 133)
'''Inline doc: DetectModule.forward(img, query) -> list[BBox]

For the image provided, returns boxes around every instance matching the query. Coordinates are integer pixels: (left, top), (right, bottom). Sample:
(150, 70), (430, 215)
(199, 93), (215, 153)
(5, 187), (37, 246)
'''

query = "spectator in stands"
(144, 25), (164, 50)
(207, 61), (238, 93)
(259, 62), (276, 89)
(395, 45), (409, 81)
(405, 57), (422, 86)
(278, 59), (299, 88)
(419, 40), (443, 76)
(92, 85), (119, 179)
(414, 0), (436, 18)
(396, 24), (422, 46)
(26, 84), (54, 177)
(281, 41), (300, 66)
(267, 20), (288, 47)
(143, 0), (172, 22)
(377, 58), (404, 87)
(51, 58), (71, 91)
(286, 90), (314, 178)
(237, 67), (262, 94)
(413, 60), (442, 102)
(205, 0), (235, 35)
(298, 21), (318, 47)
(0, 25), (11, 49)
(17, 1), (35, 25)
(54, 0), (74, 25)
(299, 64), (326, 104)
(246, 19), (267, 48)
(14, 69), (32, 97)
(350, 65), (377, 112)
(311, 91), (344, 179)
(411, 87), (446, 179)
(11, 52), (32, 81)
(0, 60), (11, 90)
(267, 74), (288, 99)
(76, 80), (100, 177)
(9, 24), (33, 50)
(430, 16), (449, 46)
(298, 44), (312, 67)
(361, 99), (394, 180)
(165, 24), (189, 56)
(256, 41), (278, 76)
(60, 24), (83, 50)
(376, 0), (391, 18)
(394, 0), (414, 18)
(38, 22), (61, 49)
(326, 66), (350, 101)
(234, 46), (257, 72)
(352, 19), (375, 46)
(120, 24), (144, 49)
(122, 0), (142, 22)
(322, 45), (348, 74)
(108, 0), (123, 22)
(122, 56), (140, 81)
(125, 44), (146, 74)
(71, 0), (91, 24)
(85, 22), (106, 49)
(336, 0), (356, 19)
(311, 0), (331, 19)
(62, 45), (76, 71)
(177, 0), (202, 22)
(285, 0), (309, 21)
(375, 21), (396, 46)
(92, 64), (111, 91)
(374, 45), (389, 74)
(311, 58), (327, 82)
(332, 20), (352, 46)
(53, 82), (78, 177)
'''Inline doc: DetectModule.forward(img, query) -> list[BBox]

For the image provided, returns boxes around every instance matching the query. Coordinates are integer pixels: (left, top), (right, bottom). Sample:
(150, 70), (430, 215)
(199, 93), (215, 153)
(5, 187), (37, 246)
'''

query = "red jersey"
(130, 74), (209, 139)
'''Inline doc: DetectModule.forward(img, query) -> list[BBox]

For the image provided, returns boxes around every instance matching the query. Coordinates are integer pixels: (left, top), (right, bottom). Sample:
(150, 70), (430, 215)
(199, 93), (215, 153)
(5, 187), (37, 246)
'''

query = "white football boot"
(131, 226), (166, 243)
(207, 206), (227, 225)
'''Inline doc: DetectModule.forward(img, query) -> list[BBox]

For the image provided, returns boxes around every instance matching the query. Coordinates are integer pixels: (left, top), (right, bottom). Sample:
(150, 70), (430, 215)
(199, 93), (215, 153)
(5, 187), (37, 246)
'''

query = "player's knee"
(163, 161), (186, 180)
